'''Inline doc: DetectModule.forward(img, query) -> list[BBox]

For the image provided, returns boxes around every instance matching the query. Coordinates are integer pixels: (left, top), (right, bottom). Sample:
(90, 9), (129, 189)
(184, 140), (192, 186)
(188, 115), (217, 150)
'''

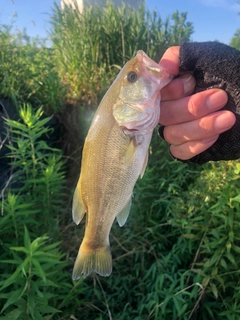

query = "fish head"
(113, 50), (173, 133)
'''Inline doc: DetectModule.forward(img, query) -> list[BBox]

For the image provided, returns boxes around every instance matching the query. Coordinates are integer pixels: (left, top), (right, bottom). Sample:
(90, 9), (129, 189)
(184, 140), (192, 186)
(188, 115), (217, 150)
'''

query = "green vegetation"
(0, 26), (65, 112)
(1, 1), (240, 319)
(51, 2), (193, 103)
(230, 29), (240, 50)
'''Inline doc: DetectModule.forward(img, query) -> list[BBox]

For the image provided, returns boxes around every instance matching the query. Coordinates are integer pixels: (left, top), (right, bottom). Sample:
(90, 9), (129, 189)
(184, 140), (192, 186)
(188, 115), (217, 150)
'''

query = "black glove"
(160, 41), (240, 164)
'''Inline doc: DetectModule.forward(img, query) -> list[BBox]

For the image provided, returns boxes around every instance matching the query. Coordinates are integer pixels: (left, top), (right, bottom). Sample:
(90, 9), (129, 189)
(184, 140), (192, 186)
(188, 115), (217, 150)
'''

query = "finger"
(170, 136), (219, 160)
(159, 46), (180, 75)
(161, 74), (196, 101)
(164, 110), (236, 145)
(160, 89), (228, 126)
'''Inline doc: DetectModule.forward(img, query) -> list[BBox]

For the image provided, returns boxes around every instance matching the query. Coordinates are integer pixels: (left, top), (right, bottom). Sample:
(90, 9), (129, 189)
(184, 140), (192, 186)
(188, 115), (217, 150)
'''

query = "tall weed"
(2, 104), (65, 233)
(51, 1), (193, 102)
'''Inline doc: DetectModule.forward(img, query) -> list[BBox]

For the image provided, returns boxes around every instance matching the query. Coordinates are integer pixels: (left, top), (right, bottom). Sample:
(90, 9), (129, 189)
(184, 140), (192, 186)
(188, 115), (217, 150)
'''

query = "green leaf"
(0, 259), (22, 265)
(5, 119), (28, 131)
(231, 194), (240, 203)
(182, 233), (197, 239)
(32, 258), (46, 283)
(202, 276), (210, 288)
(10, 246), (29, 254)
(39, 305), (61, 314)
(191, 268), (205, 276)
(33, 116), (52, 128)
(204, 303), (214, 317)
(203, 250), (221, 268)
(30, 235), (48, 252)
(211, 266), (218, 277)
(210, 282), (218, 299)
(1, 281), (27, 313)
(0, 257), (30, 290)
(220, 258), (228, 270)
(173, 296), (181, 314)
(232, 244), (240, 254)
(28, 293), (36, 319)
(0, 307), (23, 320)
(23, 226), (31, 251)
(225, 251), (237, 266)
(214, 275), (225, 289)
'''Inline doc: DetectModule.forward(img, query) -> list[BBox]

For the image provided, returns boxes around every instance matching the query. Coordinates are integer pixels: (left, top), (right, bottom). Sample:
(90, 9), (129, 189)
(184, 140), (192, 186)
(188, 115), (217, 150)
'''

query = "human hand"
(159, 45), (236, 163)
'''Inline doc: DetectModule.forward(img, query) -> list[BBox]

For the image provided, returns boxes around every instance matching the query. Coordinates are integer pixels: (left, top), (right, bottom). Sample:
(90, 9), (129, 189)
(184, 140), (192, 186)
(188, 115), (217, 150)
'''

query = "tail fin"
(72, 243), (112, 280)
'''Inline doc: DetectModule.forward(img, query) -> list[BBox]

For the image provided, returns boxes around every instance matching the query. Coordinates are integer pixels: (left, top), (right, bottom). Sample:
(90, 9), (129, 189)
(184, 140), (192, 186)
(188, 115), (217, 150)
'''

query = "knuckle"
(187, 97), (201, 117)
(171, 143), (197, 161)
(164, 126), (180, 144)
(170, 145), (188, 160)
(198, 115), (215, 131)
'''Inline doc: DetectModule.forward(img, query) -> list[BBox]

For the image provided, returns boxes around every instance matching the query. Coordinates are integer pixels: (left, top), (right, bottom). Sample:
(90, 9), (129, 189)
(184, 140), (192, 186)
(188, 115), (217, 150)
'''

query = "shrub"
(0, 25), (65, 112)
(0, 105), (78, 319)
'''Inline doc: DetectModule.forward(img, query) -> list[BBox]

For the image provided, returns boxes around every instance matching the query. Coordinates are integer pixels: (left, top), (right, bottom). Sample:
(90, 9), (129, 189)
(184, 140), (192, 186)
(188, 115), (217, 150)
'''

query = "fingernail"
(182, 74), (196, 94)
(207, 91), (227, 110)
(214, 112), (236, 132)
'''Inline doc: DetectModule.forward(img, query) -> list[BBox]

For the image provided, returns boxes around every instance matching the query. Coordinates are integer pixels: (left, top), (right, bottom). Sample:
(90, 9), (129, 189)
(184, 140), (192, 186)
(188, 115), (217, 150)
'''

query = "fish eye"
(127, 71), (138, 83)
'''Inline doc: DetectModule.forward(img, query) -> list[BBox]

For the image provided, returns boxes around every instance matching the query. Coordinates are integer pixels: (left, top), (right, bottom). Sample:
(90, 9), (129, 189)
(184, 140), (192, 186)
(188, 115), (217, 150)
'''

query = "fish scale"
(72, 50), (172, 279)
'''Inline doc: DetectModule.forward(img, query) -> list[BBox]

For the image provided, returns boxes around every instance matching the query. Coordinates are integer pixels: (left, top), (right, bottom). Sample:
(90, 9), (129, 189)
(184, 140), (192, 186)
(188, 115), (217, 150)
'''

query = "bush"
(0, 26), (65, 112)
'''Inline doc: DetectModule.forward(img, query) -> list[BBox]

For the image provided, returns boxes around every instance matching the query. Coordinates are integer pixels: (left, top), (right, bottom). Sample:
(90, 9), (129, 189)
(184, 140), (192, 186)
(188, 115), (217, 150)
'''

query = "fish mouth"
(136, 50), (172, 82)
(136, 50), (162, 75)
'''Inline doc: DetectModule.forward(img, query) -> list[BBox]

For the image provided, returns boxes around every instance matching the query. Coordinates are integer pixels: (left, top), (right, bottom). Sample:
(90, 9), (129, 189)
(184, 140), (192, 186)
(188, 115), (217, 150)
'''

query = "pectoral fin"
(117, 197), (132, 227)
(125, 139), (136, 166)
(72, 183), (86, 225)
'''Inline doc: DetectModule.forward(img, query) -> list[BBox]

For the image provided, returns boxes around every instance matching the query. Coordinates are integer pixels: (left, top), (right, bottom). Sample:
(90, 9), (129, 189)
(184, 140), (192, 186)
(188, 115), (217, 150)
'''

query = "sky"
(0, 0), (240, 45)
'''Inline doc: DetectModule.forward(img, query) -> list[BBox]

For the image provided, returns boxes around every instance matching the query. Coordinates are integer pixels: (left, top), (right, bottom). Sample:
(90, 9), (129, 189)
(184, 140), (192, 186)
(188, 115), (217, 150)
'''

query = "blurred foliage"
(0, 25), (65, 112)
(169, 158), (240, 319)
(230, 28), (240, 50)
(1, 1), (240, 320)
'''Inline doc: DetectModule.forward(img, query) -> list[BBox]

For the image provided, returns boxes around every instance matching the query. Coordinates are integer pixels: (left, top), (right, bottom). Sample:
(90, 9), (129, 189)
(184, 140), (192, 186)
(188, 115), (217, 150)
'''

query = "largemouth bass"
(72, 50), (172, 279)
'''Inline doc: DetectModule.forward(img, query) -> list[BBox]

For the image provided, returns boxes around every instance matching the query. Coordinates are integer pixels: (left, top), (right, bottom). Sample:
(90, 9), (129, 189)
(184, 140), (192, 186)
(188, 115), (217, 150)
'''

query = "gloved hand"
(177, 41), (240, 164)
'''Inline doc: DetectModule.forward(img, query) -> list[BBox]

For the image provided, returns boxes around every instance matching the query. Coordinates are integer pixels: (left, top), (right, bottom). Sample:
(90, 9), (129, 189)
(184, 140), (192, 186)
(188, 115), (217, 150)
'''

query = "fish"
(72, 50), (172, 279)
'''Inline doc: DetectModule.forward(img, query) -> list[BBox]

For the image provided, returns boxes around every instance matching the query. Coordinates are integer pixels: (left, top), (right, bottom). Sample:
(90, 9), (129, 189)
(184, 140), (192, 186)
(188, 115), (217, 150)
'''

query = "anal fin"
(117, 196), (132, 227)
(72, 183), (86, 225)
